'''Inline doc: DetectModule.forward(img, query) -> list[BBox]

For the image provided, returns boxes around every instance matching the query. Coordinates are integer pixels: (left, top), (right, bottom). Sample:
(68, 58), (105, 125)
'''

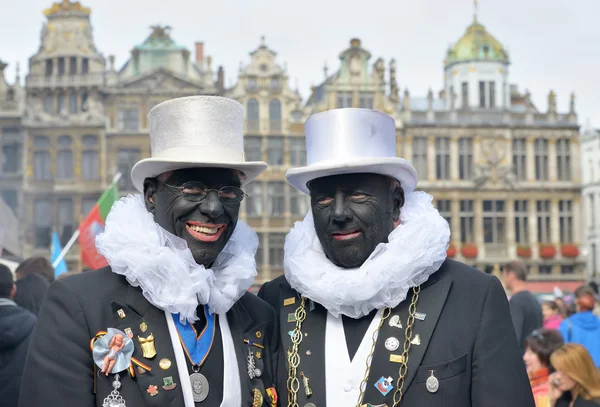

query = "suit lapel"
(361, 277), (452, 404)
(119, 284), (185, 406)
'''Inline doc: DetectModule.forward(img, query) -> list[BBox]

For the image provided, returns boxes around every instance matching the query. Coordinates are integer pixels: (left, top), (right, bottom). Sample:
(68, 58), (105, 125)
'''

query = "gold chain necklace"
(286, 296), (307, 407)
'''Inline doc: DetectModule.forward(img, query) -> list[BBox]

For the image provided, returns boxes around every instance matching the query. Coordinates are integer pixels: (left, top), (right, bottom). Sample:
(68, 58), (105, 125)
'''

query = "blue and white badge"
(374, 376), (394, 396)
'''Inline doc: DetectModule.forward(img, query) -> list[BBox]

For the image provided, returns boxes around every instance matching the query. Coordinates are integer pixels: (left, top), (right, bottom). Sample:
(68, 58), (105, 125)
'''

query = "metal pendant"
(426, 371), (439, 393)
(301, 372), (313, 398)
(388, 315), (403, 329)
(190, 372), (210, 402)
(102, 374), (126, 407)
(247, 349), (259, 379)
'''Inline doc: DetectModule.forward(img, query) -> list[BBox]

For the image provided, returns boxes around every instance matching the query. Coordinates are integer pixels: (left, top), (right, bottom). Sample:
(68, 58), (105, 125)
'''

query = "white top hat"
(286, 108), (418, 194)
(130, 96), (267, 192)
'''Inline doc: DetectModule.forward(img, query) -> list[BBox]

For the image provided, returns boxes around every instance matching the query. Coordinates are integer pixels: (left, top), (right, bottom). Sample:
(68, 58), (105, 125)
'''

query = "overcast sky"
(1, 0), (599, 127)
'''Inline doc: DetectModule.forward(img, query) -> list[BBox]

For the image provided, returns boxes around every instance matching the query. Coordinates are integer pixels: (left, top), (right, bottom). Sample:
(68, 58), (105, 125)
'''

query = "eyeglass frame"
(158, 180), (248, 205)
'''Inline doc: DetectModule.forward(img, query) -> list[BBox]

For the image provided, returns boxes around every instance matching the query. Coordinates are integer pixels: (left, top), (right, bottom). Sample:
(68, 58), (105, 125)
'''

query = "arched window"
(81, 135), (99, 180)
(57, 135), (73, 179)
(269, 99), (281, 132)
(247, 99), (259, 132)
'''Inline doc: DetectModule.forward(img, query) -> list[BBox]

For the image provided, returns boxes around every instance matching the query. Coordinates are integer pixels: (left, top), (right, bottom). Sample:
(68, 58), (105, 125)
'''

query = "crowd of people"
(502, 260), (600, 406)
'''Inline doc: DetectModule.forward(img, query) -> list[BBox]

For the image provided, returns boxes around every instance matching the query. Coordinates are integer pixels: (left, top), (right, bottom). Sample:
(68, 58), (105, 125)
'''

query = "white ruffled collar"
(284, 191), (450, 319)
(96, 194), (258, 323)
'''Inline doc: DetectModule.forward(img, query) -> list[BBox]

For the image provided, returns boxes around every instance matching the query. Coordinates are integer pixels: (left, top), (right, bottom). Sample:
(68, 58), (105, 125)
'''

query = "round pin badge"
(426, 374), (439, 393)
(384, 337), (400, 352)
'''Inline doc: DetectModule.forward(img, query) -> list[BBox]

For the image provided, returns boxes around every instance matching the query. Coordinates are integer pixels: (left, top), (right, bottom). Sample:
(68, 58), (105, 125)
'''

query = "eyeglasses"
(161, 181), (247, 204)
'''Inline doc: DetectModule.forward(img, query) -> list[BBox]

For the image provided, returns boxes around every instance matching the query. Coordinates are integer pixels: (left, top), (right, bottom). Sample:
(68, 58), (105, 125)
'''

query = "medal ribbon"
(172, 305), (216, 366)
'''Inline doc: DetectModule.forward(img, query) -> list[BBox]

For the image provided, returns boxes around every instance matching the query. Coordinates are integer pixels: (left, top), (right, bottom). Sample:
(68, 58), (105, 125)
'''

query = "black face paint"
(309, 173), (404, 269)
(144, 168), (242, 267)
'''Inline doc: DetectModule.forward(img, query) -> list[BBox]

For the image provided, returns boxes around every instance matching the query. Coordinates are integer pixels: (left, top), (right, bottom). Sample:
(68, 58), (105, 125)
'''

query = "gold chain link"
(355, 307), (392, 406)
(286, 296), (307, 407)
(391, 285), (421, 407)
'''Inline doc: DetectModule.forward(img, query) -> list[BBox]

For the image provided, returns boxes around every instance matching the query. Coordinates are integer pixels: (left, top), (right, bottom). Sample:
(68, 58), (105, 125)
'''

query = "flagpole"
(51, 172), (122, 269)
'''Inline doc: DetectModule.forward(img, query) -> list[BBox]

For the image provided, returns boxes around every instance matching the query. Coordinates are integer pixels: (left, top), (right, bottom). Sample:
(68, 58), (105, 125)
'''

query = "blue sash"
(172, 305), (216, 366)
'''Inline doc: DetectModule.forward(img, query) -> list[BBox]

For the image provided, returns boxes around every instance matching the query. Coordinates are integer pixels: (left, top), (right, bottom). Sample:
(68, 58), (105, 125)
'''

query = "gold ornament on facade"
(44, 0), (91, 17)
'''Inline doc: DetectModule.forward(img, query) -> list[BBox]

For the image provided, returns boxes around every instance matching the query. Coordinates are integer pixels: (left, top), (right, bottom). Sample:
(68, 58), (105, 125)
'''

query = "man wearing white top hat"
(21, 96), (280, 407)
(258, 108), (534, 406)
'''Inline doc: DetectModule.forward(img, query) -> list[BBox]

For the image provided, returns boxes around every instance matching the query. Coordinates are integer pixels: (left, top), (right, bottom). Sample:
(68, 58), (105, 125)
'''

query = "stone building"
(581, 125), (600, 282)
(226, 38), (306, 283)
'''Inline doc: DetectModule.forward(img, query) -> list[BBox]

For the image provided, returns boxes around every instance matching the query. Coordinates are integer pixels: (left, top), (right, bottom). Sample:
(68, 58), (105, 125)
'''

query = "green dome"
(445, 19), (509, 67)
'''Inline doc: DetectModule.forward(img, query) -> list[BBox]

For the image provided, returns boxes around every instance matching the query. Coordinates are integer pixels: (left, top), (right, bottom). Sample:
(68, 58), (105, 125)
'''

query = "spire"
(260, 35), (266, 47)
(473, 0), (479, 22)
(323, 61), (328, 79)
(15, 62), (20, 82)
(569, 92), (575, 114)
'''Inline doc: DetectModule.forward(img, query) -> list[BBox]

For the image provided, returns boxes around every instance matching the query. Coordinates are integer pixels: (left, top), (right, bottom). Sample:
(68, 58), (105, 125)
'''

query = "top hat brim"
(131, 157), (267, 192)
(285, 157), (418, 195)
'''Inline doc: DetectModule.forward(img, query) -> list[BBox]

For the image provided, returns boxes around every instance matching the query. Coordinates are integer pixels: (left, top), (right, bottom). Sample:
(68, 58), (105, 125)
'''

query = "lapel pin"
(287, 313), (297, 323)
(255, 351), (262, 359)
(140, 322), (148, 332)
(137, 366), (146, 375)
(255, 331), (262, 339)
(266, 387), (278, 407)
(252, 388), (264, 407)
(411, 334), (421, 346)
(389, 315), (403, 328)
(283, 297), (296, 306)
(415, 312), (426, 321)
(117, 309), (126, 319)
(138, 334), (157, 359)
(162, 376), (177, 391)
(306, 350), (312, 356)
(300, 372), (313, 398)
(124, 328), (133, 339)
(384, 337), (400, 352)
(159, 358), (171, 370)
(426, 371), (439, 393)
(147, 384), (159, 397)
(375, 376), (394, 396)
(389, 354), (404, 363)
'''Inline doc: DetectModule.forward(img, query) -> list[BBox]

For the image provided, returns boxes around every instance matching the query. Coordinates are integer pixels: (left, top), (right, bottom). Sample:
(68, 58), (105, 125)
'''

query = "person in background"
(502, 260), (544, 352)
(14, 256), (55, 284)
(544, 301), (564, 330)
(559, 285), (600, 366)
(0, 264), (37, 407)
(13, 257), (53, 315)
(549, 344), (600, 406)
(523, 328), (565, 407)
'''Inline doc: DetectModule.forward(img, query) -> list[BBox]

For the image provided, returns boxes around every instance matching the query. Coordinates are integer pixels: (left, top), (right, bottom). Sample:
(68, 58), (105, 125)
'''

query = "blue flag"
(51, 232), (68, 277)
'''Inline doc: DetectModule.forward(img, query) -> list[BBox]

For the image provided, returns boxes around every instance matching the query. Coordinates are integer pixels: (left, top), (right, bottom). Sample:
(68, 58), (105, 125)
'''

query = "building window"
(559, 200), (573, 243)
(45, 59), (53, 76)
(512, 139), (527, 181)
(117, 108), (139, 131)
(81, 197), (98, 217)
(247, 99), (259, 132)
(269, 78), (280, 90)
(255, 233), (264, 267)
(536, 200), (551, 243)
(514, 200), (529, 244)
(33, 136), (51, 181)
(291, 110), (303, 123)
(56, 135), (73, 179)
(244, 136), (262, 162)
(57, 92), (65, 114)
(267, 137), (284, 165)
(461, 82), (468, 108)
(534, 139), (549, 181)
(244, 182), (263, 217)
(435, 137), (450, 180)
(290, 186), (309, 216)
(269, 99), (282, 132)
(479, 81), (486, 108)
(359, 92), (374, 109)
(34, 199), (52, 248)
(560, 265), (574, 275)
(489, 81), (496, 108)
(44, 94), (53, 113)
(267, 182), (284, 216)
(460, 200), (474, 243)
(412, 137), (428, 180)
(268, 233), (285, 269)
(590, 194), (596, 229)
(81, 135), (99, 180)
(458, 138), (473, 180)
(117, 149), (139, 191)
(483, 200), (506, 244)
(69, 57), (77, 75)
(69, 91), (77, 113)
(556, 139), (571, 181)
(1, 143), (20, 173)
(337, 91), (353, 108)
(81, 92), (88, 112)
(539, 265), (552, 275)
(247, 78), (257, 90)
(1, 189), (18, 212)
(81, 58), (89, 75)
(57, 57), (65, 76)
(58, 198), (74, 246)
(289, 138), (306, 166)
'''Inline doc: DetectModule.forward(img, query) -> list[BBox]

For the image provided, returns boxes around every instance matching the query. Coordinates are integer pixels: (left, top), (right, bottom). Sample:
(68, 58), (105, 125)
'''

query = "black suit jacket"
(19, 267), (278, 407)
(258, 259), (535, 407)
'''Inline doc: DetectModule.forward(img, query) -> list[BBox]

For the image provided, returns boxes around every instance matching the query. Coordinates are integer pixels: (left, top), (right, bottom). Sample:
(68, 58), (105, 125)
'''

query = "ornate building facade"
(581, 126), (600, 282)
(226, 38), (306, 283)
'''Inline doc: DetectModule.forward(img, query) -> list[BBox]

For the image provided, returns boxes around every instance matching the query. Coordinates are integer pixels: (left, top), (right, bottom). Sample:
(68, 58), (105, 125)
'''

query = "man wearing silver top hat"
(20, 96), (280, 407)
(258, 108), (534, 406)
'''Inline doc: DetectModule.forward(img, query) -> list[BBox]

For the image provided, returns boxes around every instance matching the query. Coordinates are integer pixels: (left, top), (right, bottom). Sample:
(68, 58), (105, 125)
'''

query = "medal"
(252, 388), (263, 407)
(426, 371), (439, 393)
(190, 372), (210, 402)
(384, 337), (400, 351)
(247, 349), (261, 378)
(102, 374), (126, 407)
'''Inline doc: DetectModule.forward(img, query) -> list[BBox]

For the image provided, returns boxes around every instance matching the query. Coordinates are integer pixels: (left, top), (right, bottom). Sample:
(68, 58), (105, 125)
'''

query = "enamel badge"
(375, 376), (394, 396)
